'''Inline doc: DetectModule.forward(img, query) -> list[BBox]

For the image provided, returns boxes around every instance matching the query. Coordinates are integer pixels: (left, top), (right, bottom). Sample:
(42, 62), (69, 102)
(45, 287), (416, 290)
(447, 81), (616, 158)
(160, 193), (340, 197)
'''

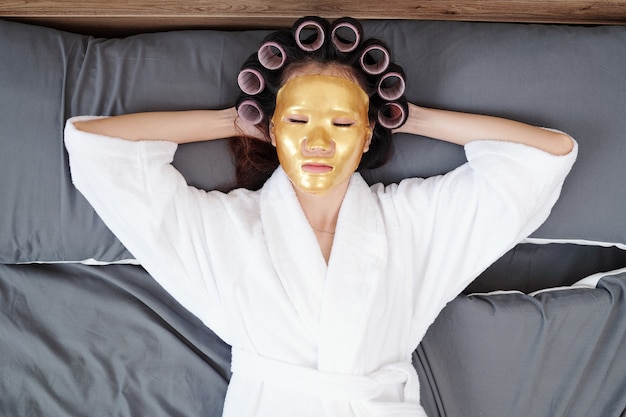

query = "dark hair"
(229, 16), (408, 190)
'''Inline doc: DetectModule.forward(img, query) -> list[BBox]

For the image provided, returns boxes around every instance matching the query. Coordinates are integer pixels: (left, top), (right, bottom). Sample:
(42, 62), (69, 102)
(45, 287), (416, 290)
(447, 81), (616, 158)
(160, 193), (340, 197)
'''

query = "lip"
(301, 162), (333, 174)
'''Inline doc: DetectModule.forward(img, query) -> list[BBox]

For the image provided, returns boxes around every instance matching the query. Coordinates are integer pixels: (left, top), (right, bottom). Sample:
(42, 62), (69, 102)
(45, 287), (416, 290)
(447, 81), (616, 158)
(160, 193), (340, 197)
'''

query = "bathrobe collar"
(260, 167), (388, 373)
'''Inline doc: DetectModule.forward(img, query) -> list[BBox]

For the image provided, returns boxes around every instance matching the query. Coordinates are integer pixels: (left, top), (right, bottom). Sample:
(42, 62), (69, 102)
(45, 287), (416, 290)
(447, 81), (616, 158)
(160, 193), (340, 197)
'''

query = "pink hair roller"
(377, 102), (406, 129)
(331, 21), (361, 53)
(237, 68), (265, 95)
(258, 41), (287, 70)
(377, 72), (406, 101)
(294, 20), (326, 52)
(360, 44), (390, 75)
(237, 99), (264, 125)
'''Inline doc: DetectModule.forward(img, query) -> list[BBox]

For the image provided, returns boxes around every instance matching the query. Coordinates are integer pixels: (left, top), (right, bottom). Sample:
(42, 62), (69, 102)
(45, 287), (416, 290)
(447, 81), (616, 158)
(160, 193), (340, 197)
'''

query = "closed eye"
(284, 115), (308, 124)
(333, 118), (357, 127)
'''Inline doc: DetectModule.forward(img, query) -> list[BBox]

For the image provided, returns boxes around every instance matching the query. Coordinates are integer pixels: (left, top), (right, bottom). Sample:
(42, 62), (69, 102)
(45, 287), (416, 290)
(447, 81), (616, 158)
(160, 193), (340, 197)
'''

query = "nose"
(302, 126), (335, 156)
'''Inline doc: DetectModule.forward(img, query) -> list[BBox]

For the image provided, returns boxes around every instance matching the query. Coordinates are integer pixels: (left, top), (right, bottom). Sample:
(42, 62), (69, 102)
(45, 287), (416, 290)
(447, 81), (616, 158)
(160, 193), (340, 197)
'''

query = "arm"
(73, 107), (259, 143)
(392, 106), (578, 329)
(64, 119), (236, 342)
(395, 103), (574, 156)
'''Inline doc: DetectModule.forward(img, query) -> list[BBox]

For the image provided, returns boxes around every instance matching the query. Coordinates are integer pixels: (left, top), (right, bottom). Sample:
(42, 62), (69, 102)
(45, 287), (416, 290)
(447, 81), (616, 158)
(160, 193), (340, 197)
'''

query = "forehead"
(275, 75), (369, 113)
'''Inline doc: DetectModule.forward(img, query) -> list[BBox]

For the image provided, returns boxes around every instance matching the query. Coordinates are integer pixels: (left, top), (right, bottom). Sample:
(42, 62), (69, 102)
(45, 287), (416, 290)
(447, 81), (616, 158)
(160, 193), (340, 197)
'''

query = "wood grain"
(2, 0), (625, 36)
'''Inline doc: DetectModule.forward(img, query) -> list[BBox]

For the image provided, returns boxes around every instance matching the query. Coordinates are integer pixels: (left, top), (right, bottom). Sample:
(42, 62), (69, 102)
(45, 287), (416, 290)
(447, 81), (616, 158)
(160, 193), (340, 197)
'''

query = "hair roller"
(377, 101), (407, 129)
(359, 41), (390, 75)
(237, 99), (265, 125)
(237, 67), (266, 95)
(330, 17), (363, 53)
(258, 41), (287, 70)
(377, 68), (406, 101)
(293, 16), (328, 52)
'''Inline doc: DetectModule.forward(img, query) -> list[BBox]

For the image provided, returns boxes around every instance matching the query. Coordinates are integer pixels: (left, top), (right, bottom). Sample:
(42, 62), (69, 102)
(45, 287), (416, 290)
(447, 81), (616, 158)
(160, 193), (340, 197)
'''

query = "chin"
(287, 171), (352, 196)
(289, 179), (332, 195)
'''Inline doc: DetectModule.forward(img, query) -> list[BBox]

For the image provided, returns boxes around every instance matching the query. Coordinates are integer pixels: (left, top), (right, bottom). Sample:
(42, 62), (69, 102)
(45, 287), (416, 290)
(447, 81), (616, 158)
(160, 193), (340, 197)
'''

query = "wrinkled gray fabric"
(0, 263), (230, 416)
(469, 242), (626, 294)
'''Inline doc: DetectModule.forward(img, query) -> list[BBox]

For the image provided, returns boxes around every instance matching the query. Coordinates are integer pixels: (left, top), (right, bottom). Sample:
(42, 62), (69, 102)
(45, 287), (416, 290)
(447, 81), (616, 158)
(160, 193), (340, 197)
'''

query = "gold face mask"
(270, 74), (372, 194)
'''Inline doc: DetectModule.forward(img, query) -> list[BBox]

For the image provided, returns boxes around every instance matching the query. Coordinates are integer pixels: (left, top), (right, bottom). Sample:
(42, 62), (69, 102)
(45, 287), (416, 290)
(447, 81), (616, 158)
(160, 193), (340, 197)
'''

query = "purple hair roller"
(377, 102), (406, 129)
(258, 41), (287, 70)
(360, 44), (390, 75)
(294, 20), (325, 52)
(237, 99), (264, 125)
(377, 72), (406, 101)
(331, 21), (361, 53)
(237, 68), (265, 95)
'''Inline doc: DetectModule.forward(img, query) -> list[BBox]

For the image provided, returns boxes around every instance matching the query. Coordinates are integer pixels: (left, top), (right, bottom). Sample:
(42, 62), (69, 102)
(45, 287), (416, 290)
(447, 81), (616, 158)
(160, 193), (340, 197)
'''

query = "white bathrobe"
(65, 116), (577, 417)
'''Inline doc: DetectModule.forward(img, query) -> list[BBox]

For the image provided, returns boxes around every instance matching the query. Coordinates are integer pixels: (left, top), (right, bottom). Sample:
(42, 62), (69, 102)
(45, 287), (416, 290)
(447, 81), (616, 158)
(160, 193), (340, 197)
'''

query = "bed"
(2, 2), (626, 416)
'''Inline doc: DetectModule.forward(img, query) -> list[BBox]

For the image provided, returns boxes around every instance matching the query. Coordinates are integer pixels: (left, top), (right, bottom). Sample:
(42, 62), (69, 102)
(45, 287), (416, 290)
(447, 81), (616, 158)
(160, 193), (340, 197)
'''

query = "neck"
(293, 179), (349, 234)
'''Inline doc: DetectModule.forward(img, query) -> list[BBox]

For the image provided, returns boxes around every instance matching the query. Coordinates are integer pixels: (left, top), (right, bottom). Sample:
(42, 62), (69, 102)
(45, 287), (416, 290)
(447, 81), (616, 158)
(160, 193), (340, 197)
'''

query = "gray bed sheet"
(0, 263), (230, 416)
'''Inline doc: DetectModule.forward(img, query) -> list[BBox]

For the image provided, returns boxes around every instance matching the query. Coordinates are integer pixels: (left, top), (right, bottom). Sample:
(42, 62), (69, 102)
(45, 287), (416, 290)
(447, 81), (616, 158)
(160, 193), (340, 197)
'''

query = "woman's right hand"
(234, 111), (270, 142)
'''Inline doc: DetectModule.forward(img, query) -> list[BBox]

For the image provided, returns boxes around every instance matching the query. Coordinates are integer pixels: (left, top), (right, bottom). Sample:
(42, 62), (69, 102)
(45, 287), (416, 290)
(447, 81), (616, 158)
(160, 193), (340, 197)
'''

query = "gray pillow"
(362, 21), (626, 248)
(415, 270), (626, 417)
(0, 20), (264, 262)
(1, 19), (626, 263)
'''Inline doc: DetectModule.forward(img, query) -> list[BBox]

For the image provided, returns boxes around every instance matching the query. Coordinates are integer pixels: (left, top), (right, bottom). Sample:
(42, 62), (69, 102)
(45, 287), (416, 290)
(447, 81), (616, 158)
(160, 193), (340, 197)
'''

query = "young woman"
(65, 17), (576, 417)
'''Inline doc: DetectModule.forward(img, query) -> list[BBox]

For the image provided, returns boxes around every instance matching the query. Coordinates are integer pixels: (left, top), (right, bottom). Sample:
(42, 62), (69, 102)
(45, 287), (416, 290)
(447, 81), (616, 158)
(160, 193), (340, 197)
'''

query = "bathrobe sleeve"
(380, 137), (578, 337)
(64, 116), (240, 343)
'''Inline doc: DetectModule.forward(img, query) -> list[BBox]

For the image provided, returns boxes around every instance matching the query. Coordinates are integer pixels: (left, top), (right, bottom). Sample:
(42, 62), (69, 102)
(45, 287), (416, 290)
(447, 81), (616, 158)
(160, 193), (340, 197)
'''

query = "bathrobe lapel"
(260, 168), (329, 340)
(317, 173), (388, 373)
(260, 168), (388, 373)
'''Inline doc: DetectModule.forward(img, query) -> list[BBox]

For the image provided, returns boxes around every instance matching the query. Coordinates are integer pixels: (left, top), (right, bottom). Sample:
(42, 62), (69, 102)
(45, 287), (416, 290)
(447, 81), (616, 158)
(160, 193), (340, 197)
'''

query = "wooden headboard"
(2, 0), (626, 37)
